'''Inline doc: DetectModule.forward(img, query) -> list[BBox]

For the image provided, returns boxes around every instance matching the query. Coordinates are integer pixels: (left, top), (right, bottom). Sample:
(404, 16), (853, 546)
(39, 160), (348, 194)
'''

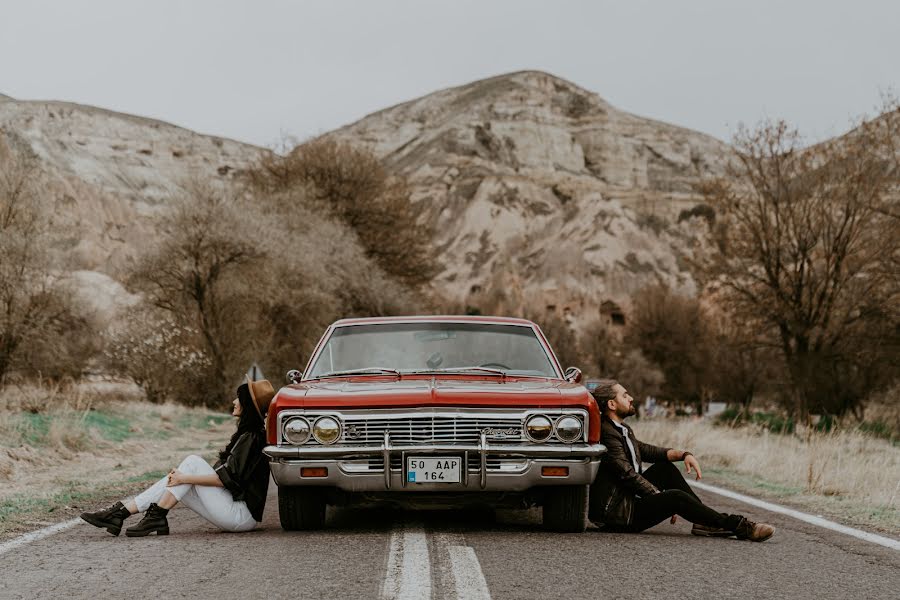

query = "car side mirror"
(564, 367), (583, 384)
(286, 369), (302, 384)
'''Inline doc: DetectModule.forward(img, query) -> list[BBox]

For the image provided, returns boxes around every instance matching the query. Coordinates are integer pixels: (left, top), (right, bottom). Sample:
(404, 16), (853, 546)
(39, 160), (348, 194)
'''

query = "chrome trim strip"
(479, 432), (487, 489)
(401, 450), (408, 489)
(265, 442), (606, 460)
(463, 450), (469, 486)
(383, 432), (391, 490)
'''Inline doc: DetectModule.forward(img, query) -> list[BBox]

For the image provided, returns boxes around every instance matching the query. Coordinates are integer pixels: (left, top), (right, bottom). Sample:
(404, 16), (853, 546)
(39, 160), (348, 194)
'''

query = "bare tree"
(704, 313), (778, 414)
(700, 110), (900, 418)
(0, 134), (93, 382)
(580, 319), (664, 403)
(123, 177), (423, 404)
(626, 285), (712, 412)
(128, 181), (265, 402)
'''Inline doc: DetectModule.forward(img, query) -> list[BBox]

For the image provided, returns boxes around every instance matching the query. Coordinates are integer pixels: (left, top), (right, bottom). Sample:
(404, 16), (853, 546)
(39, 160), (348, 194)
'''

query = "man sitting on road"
(589, 379), (775, 542)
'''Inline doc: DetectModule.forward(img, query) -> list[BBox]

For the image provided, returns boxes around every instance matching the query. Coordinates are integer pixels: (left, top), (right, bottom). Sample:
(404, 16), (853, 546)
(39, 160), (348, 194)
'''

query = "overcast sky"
(1, 1), (897, 148)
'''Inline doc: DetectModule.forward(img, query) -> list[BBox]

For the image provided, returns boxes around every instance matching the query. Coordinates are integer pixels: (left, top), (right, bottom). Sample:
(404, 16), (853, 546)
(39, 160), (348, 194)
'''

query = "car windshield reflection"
(307, 322), (558, 379)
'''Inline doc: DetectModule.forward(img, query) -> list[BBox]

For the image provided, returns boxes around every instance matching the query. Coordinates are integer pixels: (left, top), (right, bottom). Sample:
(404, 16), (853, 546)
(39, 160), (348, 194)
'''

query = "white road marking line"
(381, 525), (432, 600)
(690, 480), (900, 551)
(447, 546), (492, 600)
(433, 532), (492, 600)
(0, 518), (83, 557)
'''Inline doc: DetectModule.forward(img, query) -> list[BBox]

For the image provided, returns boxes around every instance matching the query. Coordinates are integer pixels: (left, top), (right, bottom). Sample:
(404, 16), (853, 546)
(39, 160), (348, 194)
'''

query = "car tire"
(278, 486), (326, 531)
(542, 485), (588, 533)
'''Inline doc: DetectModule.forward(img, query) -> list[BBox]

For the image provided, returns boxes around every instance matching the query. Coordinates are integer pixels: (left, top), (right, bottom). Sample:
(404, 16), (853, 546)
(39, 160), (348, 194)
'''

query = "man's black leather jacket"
(588, 417), (671, 527)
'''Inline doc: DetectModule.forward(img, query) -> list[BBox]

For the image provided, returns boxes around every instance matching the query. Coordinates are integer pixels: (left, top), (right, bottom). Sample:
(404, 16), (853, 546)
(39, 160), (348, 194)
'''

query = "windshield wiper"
(317, 367), (402, 379)
(420, 366), (508, 377)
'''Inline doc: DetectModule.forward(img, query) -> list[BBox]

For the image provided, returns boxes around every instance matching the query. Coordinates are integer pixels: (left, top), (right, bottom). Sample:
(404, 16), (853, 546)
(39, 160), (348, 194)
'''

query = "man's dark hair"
(590, 379), (619, 414)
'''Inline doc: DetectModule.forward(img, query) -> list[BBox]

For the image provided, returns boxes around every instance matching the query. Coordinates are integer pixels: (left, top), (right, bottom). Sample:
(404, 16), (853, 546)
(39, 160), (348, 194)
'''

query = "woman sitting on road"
(80, 379), (275, 537)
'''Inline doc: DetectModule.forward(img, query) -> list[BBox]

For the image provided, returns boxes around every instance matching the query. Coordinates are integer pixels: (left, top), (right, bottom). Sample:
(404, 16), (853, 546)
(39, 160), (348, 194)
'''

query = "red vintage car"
(264, 316), (606, 532)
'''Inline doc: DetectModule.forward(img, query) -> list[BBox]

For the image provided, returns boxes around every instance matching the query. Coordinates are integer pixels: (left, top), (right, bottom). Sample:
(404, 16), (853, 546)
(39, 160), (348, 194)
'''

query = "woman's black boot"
(125, 503), (170, 537)
(80, 501), (133, 536)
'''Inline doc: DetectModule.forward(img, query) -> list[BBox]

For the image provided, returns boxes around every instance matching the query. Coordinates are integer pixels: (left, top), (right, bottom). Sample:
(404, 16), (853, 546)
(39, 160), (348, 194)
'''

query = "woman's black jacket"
(213, 430), (270, 522)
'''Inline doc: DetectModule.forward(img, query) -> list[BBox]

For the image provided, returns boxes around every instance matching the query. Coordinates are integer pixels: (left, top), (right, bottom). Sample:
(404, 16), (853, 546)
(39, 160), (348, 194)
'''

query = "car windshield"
(306, 322), (559, 379)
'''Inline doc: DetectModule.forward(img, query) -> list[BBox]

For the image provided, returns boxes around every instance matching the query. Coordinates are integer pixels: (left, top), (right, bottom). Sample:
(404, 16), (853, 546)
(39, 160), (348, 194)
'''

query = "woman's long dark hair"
(219, 383), (265, 461)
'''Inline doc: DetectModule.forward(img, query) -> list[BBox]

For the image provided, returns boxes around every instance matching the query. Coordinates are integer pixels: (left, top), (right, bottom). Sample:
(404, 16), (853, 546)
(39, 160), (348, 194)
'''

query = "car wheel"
(278, 486), (327, 531)
(542, 485), (588, 533)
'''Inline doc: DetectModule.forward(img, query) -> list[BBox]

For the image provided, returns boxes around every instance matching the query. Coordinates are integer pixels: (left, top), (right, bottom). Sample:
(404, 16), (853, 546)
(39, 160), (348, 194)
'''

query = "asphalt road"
(2, 485), (898, 600)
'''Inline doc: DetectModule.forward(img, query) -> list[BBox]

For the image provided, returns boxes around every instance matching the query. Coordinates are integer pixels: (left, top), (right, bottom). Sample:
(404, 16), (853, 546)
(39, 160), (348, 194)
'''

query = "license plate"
(407, 457), (461, 483)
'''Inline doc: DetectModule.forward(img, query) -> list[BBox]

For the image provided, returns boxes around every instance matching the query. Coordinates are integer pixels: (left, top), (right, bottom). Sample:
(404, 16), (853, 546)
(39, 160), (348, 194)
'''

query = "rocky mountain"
(0, 94), (261, 271)
(0, 94), (263, 318)
(325, 71), (733, 324)
(1, 71), (735, 326)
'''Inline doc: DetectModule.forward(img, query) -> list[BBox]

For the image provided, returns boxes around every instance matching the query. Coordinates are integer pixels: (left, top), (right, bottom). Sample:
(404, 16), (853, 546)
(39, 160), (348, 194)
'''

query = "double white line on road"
(381, 526), (491, 600)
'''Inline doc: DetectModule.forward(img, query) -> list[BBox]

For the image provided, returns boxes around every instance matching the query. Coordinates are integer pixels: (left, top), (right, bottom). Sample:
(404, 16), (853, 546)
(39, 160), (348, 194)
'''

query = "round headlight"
(313, 416), (341, 445)
(283, 417), (310, 445)
(525, 415), (553, 442)
(555, 415), (583, 443)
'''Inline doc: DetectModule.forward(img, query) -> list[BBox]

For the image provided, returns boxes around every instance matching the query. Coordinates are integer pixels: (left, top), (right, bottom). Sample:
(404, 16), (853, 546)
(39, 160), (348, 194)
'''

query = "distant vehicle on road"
(264, 316), (606, 532)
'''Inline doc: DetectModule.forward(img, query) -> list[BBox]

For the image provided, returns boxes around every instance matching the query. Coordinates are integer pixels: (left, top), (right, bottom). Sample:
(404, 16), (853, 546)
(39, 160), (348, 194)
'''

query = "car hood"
(273, 377), (590, 410)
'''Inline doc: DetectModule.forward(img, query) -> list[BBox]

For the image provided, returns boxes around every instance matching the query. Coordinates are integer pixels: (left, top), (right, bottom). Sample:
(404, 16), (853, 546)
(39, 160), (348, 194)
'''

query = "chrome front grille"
(341, 415), (523, 444)
(275, 408), (589, 447)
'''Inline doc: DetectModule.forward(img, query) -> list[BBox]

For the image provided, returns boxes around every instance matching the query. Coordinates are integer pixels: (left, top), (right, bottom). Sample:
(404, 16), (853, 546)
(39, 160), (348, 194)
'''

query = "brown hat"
(246, 378), (276, 419)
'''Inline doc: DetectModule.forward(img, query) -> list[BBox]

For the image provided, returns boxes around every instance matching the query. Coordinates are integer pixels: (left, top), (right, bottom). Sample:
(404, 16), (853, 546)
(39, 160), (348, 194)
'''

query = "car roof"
(331, 315), (537, 327)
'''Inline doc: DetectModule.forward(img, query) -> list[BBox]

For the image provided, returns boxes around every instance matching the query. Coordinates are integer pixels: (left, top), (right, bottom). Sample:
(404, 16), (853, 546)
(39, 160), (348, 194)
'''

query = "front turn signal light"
(542, 466), (569, 477)
(301, 467), (328, 478)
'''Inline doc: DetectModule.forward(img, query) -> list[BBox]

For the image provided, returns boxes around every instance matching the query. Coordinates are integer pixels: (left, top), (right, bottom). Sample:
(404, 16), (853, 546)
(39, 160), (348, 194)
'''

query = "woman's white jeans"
(132, 455), (258, 533)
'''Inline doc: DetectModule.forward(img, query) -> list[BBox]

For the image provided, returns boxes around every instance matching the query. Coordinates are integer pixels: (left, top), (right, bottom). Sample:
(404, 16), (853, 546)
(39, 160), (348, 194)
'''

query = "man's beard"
(618, 405), (636, 419)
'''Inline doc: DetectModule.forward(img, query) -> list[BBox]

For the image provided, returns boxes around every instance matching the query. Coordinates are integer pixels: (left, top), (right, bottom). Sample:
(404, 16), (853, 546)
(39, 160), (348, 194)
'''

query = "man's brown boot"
(691, 523), (733, 537)
(733, 517), (775, 542)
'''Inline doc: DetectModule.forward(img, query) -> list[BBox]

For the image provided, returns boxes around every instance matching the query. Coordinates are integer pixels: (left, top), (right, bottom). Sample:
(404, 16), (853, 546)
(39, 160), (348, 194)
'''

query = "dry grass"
(634, 418), (900, 533)
(0, 380), (234, 538)
(0, 380), (143, 458)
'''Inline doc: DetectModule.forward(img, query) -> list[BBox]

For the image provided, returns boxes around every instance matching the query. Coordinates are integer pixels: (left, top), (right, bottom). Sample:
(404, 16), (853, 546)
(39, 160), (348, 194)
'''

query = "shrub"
(245, 138), (439, 287)
(104, 309), (213, 406)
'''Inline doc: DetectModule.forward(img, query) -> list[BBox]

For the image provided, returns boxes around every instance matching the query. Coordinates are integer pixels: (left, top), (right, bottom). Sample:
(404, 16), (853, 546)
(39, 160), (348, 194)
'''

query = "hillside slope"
(326, 71), (733, 320)
(0, 96), (262, 273)
(2, 73), (738, 325)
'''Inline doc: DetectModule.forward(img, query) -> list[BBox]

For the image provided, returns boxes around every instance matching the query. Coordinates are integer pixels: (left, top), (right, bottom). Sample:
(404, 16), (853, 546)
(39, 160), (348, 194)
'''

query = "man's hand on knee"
(684, 454), (702, 480)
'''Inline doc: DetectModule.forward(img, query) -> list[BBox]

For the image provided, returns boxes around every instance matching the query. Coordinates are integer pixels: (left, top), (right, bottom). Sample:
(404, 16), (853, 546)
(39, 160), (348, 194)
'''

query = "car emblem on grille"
(345, 424), (362, 439)
(481, 427), (521, 440)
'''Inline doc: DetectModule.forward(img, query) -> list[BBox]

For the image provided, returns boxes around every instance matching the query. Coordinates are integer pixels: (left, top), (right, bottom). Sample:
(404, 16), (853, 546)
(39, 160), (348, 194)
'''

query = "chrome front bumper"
(264, 436), (606, 492)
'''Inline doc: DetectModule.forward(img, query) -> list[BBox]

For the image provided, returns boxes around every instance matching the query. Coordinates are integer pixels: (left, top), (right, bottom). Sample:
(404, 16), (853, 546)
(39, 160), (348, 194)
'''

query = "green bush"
(750, 412), (795, 433)
(715, 406), (745, 425)
(858, 419), (897, 442)
(714, 407), (796, 434)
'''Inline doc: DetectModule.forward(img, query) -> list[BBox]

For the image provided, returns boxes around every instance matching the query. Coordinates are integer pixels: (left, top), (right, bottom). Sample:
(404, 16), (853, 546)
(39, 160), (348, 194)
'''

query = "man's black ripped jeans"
(623, 462), (742, 533)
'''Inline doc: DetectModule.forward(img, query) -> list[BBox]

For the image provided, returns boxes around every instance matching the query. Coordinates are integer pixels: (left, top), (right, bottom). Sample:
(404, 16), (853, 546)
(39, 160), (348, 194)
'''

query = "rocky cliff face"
(325, 71), (733, 323)
(0, 96), (262, 273)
